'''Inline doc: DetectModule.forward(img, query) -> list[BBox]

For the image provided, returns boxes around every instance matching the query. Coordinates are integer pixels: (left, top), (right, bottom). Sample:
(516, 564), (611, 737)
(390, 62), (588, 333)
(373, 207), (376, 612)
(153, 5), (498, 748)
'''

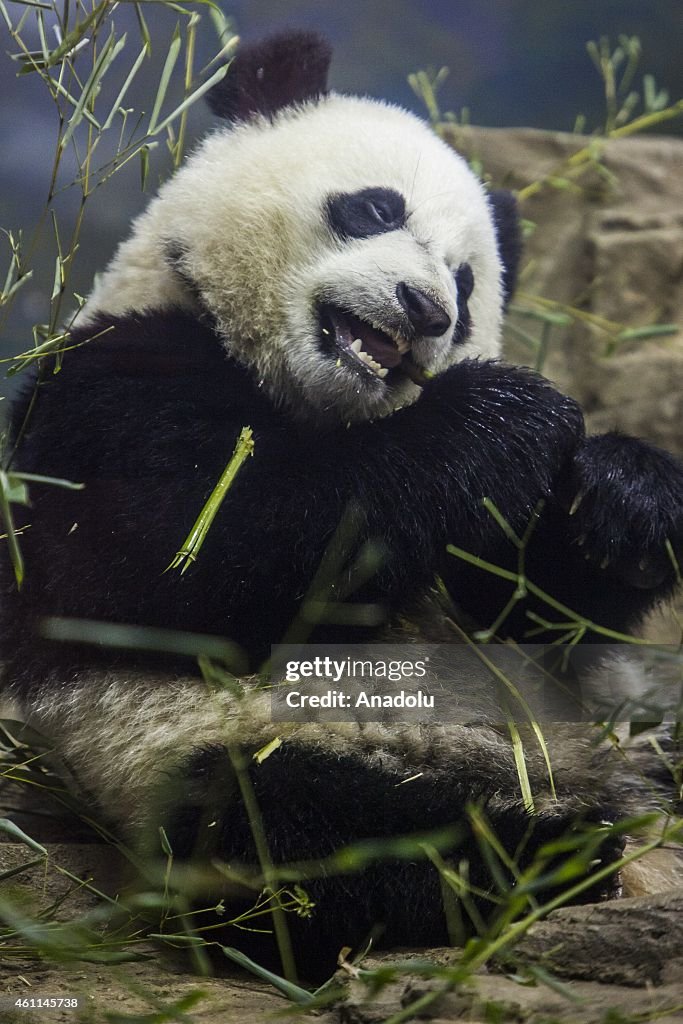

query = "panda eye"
(454, 262), (475, 303)
(326, 187), (406, 240)
(366, 197), (397, 225)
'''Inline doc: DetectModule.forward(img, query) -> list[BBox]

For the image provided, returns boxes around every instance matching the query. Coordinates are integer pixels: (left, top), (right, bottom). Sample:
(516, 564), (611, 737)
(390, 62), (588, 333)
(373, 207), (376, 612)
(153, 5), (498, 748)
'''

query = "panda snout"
(396, 282), (451, 337)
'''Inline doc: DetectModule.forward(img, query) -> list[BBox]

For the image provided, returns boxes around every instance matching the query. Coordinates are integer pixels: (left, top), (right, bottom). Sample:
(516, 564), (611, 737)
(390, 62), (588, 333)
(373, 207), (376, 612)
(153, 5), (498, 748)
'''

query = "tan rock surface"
(446, 126), (683, 453)
(447, 126), (683, 640)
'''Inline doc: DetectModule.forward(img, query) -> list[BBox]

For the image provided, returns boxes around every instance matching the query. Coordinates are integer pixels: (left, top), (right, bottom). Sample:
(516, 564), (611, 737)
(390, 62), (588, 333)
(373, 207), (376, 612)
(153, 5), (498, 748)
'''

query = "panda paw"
(561, 433), (683, 592)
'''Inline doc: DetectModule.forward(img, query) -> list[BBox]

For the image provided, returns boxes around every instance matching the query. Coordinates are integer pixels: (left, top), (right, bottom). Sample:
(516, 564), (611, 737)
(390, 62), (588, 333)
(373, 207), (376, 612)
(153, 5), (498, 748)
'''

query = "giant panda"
(1, 31), (682, 979)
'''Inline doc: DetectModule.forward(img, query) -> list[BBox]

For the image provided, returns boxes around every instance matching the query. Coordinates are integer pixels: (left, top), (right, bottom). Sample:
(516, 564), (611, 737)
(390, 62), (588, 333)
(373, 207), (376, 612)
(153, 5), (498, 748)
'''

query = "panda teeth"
(395, 337), (410, 355)
(349, 338), (388, 379)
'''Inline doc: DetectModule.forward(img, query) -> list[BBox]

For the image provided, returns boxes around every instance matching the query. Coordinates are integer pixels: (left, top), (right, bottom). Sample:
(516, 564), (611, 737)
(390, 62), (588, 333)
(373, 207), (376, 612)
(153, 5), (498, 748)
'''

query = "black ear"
(487, 189), (521, 310)
(207, 31), (332, 122)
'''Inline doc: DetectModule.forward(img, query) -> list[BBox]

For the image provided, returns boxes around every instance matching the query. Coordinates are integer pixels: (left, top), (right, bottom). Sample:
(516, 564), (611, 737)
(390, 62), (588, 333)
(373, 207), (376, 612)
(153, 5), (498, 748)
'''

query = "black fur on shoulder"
(487, 189), (522, 308)
(5, 307), (683, 688)
(1, 307), (586, 684)
(207, 31), (331, 122)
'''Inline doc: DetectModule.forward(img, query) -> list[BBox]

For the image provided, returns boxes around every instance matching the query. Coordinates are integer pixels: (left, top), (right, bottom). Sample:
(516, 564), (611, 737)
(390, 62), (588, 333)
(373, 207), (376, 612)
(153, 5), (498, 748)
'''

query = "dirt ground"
(1, 841), (682, 1024)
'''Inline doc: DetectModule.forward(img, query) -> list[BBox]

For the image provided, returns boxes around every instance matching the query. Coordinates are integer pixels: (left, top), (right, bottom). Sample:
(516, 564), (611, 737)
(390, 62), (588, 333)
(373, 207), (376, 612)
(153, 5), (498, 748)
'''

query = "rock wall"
(445, 126), (683, 454)
(445, 126), (683, 640)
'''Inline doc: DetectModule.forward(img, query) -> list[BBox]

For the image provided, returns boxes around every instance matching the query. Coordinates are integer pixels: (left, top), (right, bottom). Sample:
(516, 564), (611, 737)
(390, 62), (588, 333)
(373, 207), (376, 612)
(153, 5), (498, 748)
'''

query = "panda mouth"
(319, 305), (424, 384)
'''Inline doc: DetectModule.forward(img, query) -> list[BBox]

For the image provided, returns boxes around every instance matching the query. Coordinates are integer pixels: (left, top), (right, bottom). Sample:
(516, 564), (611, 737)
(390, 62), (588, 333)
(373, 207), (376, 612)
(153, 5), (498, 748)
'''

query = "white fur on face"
(84, 95), (505, 422)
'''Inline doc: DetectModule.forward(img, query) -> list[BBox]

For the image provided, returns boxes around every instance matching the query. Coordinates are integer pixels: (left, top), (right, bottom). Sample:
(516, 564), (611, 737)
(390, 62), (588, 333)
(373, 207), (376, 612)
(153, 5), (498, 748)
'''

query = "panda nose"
(396, 283), (451, 337)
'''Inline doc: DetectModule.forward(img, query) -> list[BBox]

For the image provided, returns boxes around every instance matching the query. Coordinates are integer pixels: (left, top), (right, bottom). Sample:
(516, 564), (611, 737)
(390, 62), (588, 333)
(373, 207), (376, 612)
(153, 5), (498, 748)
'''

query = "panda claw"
(569, 491), (585, 516)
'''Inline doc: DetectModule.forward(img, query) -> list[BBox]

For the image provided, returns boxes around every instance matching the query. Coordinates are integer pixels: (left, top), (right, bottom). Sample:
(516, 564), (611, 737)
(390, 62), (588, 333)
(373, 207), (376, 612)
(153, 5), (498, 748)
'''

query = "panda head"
(86, 32), (520, 424)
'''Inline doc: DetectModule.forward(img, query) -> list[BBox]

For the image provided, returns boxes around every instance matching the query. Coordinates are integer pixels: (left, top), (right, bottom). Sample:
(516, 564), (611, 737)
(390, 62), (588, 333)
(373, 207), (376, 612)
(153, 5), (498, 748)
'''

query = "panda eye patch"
(326, 187), (406, 240)
(455, 262), (475, 303)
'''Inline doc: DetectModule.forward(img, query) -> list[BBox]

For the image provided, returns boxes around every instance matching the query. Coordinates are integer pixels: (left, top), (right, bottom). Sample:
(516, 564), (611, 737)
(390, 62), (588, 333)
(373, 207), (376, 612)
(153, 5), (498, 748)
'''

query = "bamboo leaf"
(606, 322), (679, 356)
(49, 77), (102, 128)
(0, 818), (47, 855)
(665, 538), (682, 584)
(0, 269), (33, 306)
(153, 61), (230, 135)
(447, 544), (518, 583)
(36, 7), (49, 64)
(139, 144), (151, 191)
(158, 826), (173, 858)
(0, 858), (45, 883)
(504, 710), (534, 812)
(482, 497), (523, 548)
(102, 42), (148, 130)
(208, 7), (235, 47)
(50, 254), (63, 301)
(615, 323), (678, 342)
(149, 23), (182, 132)
(60, 29), (128, 148)
(3, 475), (29, 504)
(167, 426), (254, 573)
(134, 2), (151, 50)
(221, 945), (314, 1004)
(0, 471), (25, 588)
(253, 737), (283, 764)
(11, 471), (84, 491)
(21, 3), (108, 73)
(41, 618), (247, 672)
(104, 991), (205, 1024)
(6, 333), (70, 375)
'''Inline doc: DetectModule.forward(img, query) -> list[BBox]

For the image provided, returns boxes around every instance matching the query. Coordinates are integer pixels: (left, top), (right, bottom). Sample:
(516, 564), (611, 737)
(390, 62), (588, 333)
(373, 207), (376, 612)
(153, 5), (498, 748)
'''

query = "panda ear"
(487, 189), (522, 310)
(207, 31), (332, 122)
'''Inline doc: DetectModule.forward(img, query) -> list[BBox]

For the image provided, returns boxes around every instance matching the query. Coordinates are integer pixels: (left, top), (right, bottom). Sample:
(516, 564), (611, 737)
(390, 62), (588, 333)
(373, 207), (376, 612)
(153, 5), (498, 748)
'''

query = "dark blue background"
(1, 0), (681, 357)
